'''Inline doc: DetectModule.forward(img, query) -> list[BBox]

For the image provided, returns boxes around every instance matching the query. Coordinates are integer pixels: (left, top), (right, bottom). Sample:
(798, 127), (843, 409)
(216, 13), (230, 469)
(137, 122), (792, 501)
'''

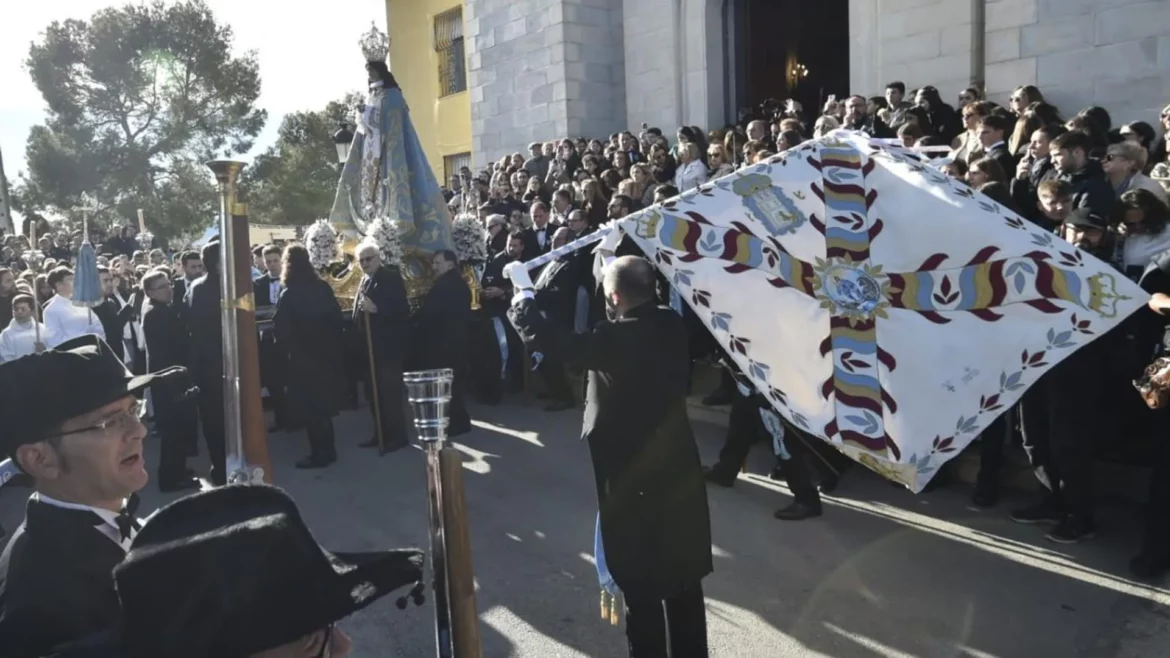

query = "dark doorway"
(725, 0), (850, 122)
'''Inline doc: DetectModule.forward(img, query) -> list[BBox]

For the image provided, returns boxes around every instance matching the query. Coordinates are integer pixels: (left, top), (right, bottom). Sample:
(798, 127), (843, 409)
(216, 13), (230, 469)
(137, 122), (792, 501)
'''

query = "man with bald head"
(354, 241), (411, 452)
(506, 253), (712, 656)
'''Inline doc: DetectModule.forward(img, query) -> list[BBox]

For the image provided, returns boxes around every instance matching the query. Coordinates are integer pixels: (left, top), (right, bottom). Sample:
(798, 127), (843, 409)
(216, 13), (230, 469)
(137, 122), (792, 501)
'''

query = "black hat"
(1063, 207), (1107, 230)
(0, 335), (184, 458)
(53, 485), (425, 658)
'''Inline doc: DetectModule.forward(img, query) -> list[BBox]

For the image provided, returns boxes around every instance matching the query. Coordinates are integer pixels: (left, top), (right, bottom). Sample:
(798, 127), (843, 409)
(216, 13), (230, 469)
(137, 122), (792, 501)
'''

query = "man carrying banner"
(507, 251), (712, 658)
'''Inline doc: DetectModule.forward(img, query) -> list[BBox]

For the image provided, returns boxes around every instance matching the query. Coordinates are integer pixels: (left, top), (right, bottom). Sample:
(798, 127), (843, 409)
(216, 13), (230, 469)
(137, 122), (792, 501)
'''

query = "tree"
(242, 93), (362, 226)
(16, 0), (266, 243)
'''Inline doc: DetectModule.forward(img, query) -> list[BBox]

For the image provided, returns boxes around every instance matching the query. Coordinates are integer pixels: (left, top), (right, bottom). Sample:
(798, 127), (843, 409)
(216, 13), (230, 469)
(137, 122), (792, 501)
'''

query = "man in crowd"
(412, 250), (472, 434)
(842, 95), (893, 139)
(255, 244), (289, 432)
(529, 200), (559, 255)
(550, 189), (575, 227)
(42, 266), (105, 347)
(978, 114), (1017, 176)
(0, 335), (182, 657)
(508, 254), (712, 658)
(0, 268), (16, 328)
(1050, 130), (1114, 218)
(531, 227), (583, 412)
(0, 294), (51, 362)
(476, 232), (526, 403)
(186, 240), (228, 486)
(141, 269), (200, 492)
(884, 81), (915, 130)
(48, 485), (424, 658)
(524, 140), (551, 184)
(1011, 207), (1113, 544)
(171, 251), (204, 305)
(354, 241), (411, 453)
(1011, 124), (1065, 229)
(92, 266), (138, 364)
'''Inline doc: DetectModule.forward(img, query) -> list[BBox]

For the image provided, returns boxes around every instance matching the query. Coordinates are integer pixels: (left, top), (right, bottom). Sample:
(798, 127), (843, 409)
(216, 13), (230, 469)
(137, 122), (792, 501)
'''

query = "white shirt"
(1123, 227), (1170, 271)
(0, 318), (54, 362)
(42, 295), (106, 348)
(269, 279), (282, 304)
(34, 492), (138, 551)
(674, 159), (709, 192)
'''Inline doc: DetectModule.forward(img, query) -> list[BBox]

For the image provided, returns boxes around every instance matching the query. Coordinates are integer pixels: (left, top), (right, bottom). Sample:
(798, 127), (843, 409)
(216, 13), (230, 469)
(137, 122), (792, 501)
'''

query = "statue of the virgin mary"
(329, 23), (453, 295)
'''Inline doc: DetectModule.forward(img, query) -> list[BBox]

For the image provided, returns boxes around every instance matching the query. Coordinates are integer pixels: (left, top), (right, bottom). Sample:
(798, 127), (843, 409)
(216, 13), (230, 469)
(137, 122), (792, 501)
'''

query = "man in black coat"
(92, 267), (138, 363)
(1010, 124), (1064, 229)
(412, 250), (473, 434)
(185, 241), (228, 485)
(171, 251), (204, 318)
(475, 232), (528, 402)
(0, 335), (183, 658)
(354, 242), (411, 452)
(140, 269), (199, 492)
(532, 227), (583, 411)
(508, 254), (712, 657)
(253, 245), (289, 431)
(1051, 130), (1115, 219)
(977, 114), (1018, 177)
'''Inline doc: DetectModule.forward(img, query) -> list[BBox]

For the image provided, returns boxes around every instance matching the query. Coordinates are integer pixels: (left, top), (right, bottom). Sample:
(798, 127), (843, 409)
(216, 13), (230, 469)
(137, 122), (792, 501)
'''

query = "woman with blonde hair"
(813, 115), (840, 138)
(1009, 85), (1045, 119)
(707, 144), (735, 179)
(1103, 141), (1168, 203)
(630, 162), (658, 207)
(674, 141), (708, 191)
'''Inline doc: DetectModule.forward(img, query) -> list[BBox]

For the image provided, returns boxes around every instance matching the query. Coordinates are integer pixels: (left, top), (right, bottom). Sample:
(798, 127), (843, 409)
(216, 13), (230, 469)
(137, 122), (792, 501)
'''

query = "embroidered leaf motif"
(710, 312), (732, 332)
(692, 289), (712, 308)
(748, 360), (770, 381)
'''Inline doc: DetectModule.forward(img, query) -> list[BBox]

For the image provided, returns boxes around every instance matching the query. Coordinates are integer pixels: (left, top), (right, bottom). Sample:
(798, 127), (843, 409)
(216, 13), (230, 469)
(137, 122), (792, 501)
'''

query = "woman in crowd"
(631, 162), (658, 208)
(967, 157), (1007, 188)
(707, 144), (735, 179)
(611, 150), (631, 178)
(581, 179), (610, 228)
(582, 154), (603, 179)
(1009, 85), (1046, 119)
(674, 141), (709, 192)
(776, 129), (804, 152)
(600, 169), (623, 197)
(273, 244), (345, 469)
(486, 214), (509, 256)
(723, 128), (748, 168)
(1115, 189), (1170, 278)
(1067, 113), (1111, 157)
(1121, 121), (1159, 171)
(952, 100), (995, 164)
(1008, 102), (1062, 159)
(1104, 142), (1168, 203)
(914, 85), (961, 144)
(813, 115), (840, 138)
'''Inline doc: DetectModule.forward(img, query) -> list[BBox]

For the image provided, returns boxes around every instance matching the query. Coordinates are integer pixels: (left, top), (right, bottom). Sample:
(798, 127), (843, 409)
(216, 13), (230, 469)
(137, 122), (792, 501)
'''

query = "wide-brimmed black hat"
(116, 484), (423, 657)
(0, 335), (185, 458)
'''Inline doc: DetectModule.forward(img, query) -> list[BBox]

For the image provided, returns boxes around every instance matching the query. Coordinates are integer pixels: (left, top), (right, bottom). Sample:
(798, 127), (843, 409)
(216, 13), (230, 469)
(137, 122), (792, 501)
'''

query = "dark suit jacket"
(253, 273), (286, 387)
(0, 498), (126, 658)
(355, 265), (411, 365)
(141, 300), (191, 405)
(184, 273), (222, 385)
(983, 143), (1018, 181)
(411, 268), (471, 369)
(274, 278), (345, 423)
(480, 253), (517, 318)
(534, 255), (583, 329)
(508, 298), (712, 597)
(1010, 156), (1059, 229)
(92, 296), (136, 362)
(522, 224), (556, 257)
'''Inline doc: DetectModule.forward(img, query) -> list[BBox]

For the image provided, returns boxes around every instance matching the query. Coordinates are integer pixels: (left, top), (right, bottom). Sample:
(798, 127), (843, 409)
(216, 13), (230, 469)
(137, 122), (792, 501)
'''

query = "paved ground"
(3, 396), (1170, 657)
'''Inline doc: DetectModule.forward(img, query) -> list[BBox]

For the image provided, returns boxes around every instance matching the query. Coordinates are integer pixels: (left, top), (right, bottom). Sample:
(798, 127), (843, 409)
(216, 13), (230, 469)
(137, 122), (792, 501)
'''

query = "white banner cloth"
(615, 131), (1146, 492)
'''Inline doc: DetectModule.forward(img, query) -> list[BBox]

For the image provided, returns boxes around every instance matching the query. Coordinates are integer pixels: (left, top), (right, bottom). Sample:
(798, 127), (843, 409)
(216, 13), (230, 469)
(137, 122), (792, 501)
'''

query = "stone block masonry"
(466, 0), (626, 168)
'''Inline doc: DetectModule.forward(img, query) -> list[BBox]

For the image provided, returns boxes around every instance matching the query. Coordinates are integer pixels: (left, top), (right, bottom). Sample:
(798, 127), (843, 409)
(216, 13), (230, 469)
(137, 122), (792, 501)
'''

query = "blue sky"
(1, 0), (386, 227)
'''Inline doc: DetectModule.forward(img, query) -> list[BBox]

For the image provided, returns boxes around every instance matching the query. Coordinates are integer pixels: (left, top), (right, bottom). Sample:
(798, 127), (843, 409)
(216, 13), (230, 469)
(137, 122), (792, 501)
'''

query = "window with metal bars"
(434, 7), (466, 96)
(443, 152), (472, 182)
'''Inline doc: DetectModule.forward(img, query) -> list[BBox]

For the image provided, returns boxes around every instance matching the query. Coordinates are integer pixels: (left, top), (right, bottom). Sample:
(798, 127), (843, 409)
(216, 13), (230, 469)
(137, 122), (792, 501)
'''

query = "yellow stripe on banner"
(899, 273), (920, 309)
(836, 378), (883, 402)
(735, 233), (753, 265)
(1049, 266), (1071, 303)
(973, 262), (993, 309)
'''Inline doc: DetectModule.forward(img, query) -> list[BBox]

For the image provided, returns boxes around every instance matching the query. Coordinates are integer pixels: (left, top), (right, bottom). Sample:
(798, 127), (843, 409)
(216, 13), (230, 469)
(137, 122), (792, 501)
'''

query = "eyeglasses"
(50, 399), (147, 439)
(358, 255), (378, 264)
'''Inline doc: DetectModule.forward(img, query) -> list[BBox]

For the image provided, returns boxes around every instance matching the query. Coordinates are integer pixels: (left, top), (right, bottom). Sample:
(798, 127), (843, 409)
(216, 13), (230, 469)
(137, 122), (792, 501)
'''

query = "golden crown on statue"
(359, 22), (390, 62)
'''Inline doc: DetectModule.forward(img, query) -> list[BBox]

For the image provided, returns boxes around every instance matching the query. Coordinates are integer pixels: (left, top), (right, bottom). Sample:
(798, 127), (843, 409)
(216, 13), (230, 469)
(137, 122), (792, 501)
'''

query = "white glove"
(504, 261), (534, 291)
(594, 222), (623, 255)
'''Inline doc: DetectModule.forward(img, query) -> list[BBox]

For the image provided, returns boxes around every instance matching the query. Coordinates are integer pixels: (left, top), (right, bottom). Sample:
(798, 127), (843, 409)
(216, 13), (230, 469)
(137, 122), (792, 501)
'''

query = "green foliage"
(16, 0), (266, 243)
(243, 93), (362, 226)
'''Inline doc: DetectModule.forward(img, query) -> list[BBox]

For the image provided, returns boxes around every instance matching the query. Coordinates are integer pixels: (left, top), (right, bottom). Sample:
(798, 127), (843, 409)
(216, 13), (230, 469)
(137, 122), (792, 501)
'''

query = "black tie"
(115, 493), (142, 541)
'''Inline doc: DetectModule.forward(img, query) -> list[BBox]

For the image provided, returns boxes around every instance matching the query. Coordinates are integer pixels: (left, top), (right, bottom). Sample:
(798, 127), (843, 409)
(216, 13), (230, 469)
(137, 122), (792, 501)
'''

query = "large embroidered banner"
(615, 131), (1145, 492)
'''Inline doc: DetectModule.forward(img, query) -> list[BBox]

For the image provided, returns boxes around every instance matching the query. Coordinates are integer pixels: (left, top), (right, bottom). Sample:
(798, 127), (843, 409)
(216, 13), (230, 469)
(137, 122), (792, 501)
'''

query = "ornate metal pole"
(206, 160), (272, 484)
(404, 369), (482, 658)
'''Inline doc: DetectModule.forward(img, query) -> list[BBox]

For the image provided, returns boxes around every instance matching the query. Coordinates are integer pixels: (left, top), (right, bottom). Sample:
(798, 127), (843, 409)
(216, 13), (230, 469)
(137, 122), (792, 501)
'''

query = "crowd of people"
(438, 82), (1170, 582)
(4, 74), (1170, 657)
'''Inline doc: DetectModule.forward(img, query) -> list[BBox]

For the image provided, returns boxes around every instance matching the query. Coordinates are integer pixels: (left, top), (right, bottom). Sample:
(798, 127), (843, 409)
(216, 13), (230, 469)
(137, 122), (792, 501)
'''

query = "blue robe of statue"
(329, 80), (453, 279)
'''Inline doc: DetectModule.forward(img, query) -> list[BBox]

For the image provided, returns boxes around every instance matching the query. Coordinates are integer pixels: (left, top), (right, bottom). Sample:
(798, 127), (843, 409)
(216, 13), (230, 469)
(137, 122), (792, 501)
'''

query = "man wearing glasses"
(354, 241), (411, 452)
(0, 335), (186, 658)
(141, 269), (200, 492)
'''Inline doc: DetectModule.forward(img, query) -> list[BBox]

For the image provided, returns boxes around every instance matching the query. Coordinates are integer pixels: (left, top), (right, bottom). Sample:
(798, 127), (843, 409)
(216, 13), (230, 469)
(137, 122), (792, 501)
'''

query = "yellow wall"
(385, 0), (471, 183)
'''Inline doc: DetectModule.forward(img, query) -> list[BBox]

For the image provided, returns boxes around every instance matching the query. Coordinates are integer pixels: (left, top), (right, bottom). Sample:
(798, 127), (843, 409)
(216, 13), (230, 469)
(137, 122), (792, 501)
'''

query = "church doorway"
(723, 0), (851, 124)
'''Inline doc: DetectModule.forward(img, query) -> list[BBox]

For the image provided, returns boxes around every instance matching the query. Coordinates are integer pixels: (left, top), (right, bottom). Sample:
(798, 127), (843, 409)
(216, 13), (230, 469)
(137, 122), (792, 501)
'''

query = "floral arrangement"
(304, 219), (340, 269)
(451, 213), (487, 265)
(366, 217), (405, 267)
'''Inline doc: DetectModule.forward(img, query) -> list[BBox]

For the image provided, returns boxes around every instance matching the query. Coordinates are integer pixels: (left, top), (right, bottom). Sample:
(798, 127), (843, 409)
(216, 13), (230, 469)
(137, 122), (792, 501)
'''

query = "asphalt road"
(3, 396), (1169, 657)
